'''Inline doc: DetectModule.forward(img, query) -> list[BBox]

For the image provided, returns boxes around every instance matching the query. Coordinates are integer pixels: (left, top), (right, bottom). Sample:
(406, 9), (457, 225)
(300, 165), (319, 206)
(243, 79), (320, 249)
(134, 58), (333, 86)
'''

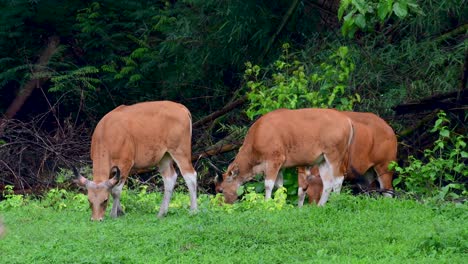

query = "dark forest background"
(0, 0), (466, 198)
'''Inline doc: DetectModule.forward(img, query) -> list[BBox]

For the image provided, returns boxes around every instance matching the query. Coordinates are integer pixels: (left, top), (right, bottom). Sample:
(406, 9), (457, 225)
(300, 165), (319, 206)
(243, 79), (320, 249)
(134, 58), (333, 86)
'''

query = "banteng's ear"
(226, 164), (239, 182)
(231, 164), (239, 176)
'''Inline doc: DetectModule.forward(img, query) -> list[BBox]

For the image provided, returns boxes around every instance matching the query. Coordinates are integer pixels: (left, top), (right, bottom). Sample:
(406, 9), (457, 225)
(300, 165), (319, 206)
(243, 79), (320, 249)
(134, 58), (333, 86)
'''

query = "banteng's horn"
(104, 166), (121, 188)
(72, 166), (90, 187)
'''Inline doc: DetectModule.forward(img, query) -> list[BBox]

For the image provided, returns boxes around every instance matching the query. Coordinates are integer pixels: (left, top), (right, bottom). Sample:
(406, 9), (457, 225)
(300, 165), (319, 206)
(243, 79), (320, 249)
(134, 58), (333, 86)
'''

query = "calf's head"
(73, 166), (120, 221)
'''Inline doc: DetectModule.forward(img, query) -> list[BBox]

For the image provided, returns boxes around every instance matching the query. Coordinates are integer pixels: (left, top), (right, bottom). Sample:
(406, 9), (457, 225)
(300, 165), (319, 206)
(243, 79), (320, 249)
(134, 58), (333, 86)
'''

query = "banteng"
(216, 108), (354, 206)
(74, 101), (197, 220)
(297, 111), (397, 205)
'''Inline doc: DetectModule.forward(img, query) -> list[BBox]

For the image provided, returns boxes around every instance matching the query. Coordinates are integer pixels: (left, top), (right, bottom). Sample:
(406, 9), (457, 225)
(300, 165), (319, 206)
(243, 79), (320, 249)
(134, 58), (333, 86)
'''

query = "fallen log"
(392, 89), (468, 115)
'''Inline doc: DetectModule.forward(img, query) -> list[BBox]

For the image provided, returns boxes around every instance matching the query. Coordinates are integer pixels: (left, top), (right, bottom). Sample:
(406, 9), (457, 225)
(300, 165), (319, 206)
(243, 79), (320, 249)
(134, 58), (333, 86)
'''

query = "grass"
(0, 192), (467, 264)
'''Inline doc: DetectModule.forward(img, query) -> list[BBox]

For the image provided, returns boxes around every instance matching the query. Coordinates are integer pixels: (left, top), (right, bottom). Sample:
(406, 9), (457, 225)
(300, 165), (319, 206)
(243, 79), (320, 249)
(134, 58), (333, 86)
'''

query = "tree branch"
(192, 96), (247, 128)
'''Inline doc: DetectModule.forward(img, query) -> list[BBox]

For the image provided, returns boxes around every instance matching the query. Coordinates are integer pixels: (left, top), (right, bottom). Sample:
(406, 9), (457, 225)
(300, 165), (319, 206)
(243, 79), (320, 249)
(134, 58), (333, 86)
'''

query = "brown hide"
(298, 111), (397, 204)
(76, 101), (197, 220)
(218, 108), (354, 204)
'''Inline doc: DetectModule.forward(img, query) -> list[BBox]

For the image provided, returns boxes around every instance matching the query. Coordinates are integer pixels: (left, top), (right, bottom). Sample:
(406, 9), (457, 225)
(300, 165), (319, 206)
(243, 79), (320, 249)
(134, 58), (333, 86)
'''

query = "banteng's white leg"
(264, 179), (275, 200)
(318, 155), (345, 206)
(158, 155), (178, 218)
(374, 162), (395, 198)
(109, 163), (132, 218)
(317, 161), (333, 206)
(264, 159), (283, 200)
(182, 171), (198, 212)
(376, 172), (393, 198)
(170, 152), (198, 213)
(110, 181), (125, 218)
(332, 176), (345, 193)
(298, 187), (306, 207)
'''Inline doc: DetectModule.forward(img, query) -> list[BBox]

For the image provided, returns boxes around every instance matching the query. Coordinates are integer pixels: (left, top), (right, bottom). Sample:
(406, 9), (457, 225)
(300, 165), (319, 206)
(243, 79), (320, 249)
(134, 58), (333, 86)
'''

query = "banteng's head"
(73, 166), (120, 221)
(216, 162), (243, 204)
(297, 166), (323, 205)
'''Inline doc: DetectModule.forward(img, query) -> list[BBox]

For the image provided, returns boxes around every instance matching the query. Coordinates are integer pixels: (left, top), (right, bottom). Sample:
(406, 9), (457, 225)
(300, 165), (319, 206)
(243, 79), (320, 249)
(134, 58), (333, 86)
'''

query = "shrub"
(390, 111), (468, 200)
(245, 44), (360, 120)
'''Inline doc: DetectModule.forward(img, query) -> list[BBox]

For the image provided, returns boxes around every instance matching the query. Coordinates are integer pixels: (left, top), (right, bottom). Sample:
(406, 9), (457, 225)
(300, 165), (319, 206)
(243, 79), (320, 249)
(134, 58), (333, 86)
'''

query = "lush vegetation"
(1, 188), (467, 263)
(391, 111), (468, 201)
(0, 3), (466, 259)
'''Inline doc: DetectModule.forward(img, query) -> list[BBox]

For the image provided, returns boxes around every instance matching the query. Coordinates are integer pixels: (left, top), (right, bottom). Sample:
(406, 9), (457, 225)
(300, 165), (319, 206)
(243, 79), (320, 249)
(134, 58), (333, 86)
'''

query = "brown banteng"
(297, 111), (397, 205)
(74, 101), (197, 220)
(297, 166), (322, 205)
(216, 108), (354, 205)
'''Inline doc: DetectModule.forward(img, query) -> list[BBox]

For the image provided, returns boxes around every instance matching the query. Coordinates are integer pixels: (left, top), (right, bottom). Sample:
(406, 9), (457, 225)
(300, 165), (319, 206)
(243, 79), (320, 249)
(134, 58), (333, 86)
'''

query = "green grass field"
(1, 193), (467, 264)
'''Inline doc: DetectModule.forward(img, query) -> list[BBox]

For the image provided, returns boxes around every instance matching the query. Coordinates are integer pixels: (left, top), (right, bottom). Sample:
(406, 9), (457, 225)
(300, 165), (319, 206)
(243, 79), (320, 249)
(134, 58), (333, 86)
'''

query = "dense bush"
(391, 111), (468, 200)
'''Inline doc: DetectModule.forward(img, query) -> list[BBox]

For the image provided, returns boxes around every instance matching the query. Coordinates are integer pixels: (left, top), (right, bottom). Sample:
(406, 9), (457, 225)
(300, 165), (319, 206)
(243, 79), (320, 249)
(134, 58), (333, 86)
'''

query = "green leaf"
(393, 2), (408, 18)
(352, 0), (367, 14)
(338, 6), (346, 20)
(439, 129), (450, 138)
(377, 2), (390, 20)
(354, 14), (366, 28)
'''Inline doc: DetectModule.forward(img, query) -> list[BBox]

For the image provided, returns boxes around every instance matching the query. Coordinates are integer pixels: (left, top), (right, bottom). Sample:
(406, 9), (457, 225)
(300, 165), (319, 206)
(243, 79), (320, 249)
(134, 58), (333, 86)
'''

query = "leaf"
(351, 0), (367, 14)
(377, 2), (390, 20)
(439, 129), (450, 138)
(354, 14), (366, 29)
(338, 6), (346, 20)
(338, 0), (352, 20)
(393, 2), (408, 18)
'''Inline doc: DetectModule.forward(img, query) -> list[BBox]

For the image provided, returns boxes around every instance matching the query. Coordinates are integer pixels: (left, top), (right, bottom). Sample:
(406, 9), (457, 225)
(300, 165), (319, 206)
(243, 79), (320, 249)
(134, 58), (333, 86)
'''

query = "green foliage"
(0, 185), (27, 210)
(41, 188), (89, 211)
(1, 194), (467, 263)
(48, 66), (101, 93)
(245, 44), (360, 120)
(338, 0), (424, 37)
(390, 111), (468, 200)
(120, 184), (162, 214)
(210, 186), (292, 213)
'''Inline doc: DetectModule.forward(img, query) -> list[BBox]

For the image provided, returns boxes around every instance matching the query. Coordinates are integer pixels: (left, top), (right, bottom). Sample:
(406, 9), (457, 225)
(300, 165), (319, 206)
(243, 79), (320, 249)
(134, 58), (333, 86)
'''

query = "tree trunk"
(0, 36), (60, 136)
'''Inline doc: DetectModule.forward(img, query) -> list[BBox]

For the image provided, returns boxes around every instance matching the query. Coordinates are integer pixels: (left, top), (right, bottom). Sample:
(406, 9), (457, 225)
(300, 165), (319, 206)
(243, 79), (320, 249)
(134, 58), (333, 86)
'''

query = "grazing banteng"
(216, 108), (354, 205)
(297, 166), (322, 205)
(297, 111), (397, 205)
(74, 101), (197, 220)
